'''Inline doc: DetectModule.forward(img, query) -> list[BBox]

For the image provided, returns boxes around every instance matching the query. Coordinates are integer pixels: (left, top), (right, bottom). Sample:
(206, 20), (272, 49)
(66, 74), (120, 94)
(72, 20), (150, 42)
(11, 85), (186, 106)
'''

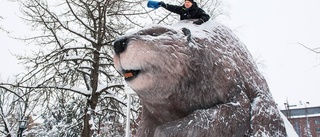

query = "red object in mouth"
(124, 72), (134, 78)
(123, 70), (140, 80)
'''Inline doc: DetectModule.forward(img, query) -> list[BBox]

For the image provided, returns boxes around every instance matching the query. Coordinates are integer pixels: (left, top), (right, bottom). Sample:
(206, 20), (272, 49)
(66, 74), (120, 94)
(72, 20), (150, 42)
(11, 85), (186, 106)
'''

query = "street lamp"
(304, 102), (311, 137)
(18, 119), (27, 137)
(284, 102), (297, 118)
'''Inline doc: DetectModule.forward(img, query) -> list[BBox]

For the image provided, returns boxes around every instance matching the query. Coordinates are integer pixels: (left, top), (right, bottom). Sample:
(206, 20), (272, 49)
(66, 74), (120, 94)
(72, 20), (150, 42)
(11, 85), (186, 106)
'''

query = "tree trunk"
(82, 49), (100, 137)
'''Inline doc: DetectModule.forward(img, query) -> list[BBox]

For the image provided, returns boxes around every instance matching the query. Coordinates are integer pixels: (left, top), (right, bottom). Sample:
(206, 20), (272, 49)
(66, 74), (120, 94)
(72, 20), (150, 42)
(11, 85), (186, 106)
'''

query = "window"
(294, 121), (301, 136)
(315, 120), (320, 125)
(316, 127), (320, 133)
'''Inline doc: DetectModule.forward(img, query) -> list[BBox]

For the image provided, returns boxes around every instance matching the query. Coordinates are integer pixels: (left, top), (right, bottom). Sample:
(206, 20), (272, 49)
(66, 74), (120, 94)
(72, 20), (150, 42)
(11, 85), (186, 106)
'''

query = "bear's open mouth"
(123, 70), (140, 80)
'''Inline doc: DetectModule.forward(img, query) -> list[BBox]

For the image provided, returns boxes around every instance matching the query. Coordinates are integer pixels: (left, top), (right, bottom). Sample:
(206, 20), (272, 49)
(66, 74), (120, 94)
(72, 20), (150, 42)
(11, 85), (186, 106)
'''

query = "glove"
(193, 19), (204, 25)
(159, 1), (166, 7)
(147, 0), (161, 9)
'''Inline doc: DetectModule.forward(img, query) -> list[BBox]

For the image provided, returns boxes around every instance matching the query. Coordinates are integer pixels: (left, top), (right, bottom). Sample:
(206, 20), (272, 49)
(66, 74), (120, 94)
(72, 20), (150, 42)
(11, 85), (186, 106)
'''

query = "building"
(281, 106), (320, 137)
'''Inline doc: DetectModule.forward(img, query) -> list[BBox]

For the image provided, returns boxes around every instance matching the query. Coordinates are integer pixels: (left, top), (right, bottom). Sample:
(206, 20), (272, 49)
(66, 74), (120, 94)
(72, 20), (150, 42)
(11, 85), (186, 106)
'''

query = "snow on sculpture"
(113, 20), (288, 137)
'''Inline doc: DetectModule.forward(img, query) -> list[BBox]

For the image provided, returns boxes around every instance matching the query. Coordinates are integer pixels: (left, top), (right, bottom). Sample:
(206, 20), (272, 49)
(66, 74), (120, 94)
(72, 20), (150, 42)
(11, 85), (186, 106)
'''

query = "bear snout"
(113, 37), (128, 55)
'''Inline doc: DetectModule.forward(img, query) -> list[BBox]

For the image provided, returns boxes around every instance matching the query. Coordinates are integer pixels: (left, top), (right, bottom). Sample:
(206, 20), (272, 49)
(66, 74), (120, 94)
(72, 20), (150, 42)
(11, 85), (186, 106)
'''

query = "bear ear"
(181, 27), (191, 42)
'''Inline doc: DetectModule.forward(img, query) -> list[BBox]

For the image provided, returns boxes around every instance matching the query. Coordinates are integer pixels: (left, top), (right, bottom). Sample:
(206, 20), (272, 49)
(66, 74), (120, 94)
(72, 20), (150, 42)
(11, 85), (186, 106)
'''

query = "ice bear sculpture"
(113, 20), (287, 137)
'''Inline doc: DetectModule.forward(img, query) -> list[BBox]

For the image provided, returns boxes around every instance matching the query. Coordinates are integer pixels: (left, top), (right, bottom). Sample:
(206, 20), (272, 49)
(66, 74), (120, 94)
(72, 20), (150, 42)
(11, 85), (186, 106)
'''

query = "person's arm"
(193, 8), (210, 25)
(159, 2), (182, 15)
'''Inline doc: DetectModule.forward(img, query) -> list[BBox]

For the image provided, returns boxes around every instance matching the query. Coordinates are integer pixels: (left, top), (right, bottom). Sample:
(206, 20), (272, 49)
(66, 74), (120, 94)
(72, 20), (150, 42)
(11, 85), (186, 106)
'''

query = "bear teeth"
(124, 72), (134, 78)
(123, 70), (140, 80)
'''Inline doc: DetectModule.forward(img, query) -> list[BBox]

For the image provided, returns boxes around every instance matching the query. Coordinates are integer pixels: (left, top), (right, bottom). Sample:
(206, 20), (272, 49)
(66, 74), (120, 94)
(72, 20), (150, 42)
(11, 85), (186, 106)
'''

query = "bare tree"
(0, 16), (3, 31)
(299, 42), (320, 54)
(0, 88), (18, 137)
(0, 0), (226, 136)
(0, 16), (10, 33)
(0, 83), (30, 137)
(0, 0), (150, 136)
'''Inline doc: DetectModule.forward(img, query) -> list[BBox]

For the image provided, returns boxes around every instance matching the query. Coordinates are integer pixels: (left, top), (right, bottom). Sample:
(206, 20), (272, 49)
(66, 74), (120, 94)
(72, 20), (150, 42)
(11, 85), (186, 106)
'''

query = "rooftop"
(281, 106), (320, 118)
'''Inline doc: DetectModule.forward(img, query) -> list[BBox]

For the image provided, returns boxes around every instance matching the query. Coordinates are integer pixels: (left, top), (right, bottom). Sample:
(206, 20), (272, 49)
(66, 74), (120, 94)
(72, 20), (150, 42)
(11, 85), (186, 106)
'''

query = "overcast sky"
(221, 0), (320, 109)
(0, 1), (25, 79)
(1, 0), (320, 109)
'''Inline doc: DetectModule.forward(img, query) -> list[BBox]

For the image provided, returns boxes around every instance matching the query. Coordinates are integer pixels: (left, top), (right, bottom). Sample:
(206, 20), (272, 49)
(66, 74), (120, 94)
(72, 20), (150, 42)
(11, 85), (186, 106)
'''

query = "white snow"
(280, 111), (299, 137)
(124, 20), (224, 41)
(124, 84), (136, 94)
(290, 113), (320, 119)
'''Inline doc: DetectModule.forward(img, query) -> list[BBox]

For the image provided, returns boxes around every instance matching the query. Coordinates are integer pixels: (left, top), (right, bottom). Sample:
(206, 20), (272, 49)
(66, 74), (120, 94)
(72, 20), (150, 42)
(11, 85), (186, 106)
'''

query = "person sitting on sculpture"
(147, 0), (210, 25)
